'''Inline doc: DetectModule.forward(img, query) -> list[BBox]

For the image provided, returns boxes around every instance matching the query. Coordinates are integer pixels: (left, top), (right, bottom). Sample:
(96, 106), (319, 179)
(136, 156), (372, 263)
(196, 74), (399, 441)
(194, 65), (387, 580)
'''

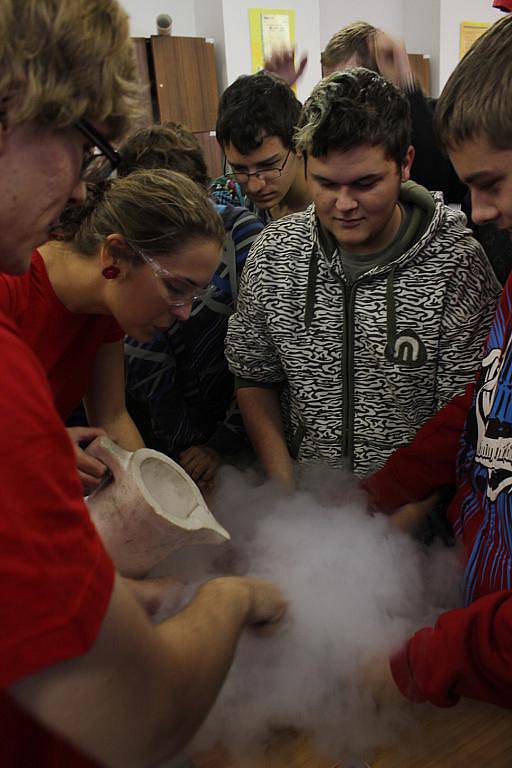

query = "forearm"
(362, 383), (473, 512)
(11, 576), (257, 768)
(150, 578), (252, 756)
(93, 409), (144, 452)
(85, 341), (145, 452)
(388, 492), (442, 535)
(123, 575), (183, 617)
(237, 385), (294, 489)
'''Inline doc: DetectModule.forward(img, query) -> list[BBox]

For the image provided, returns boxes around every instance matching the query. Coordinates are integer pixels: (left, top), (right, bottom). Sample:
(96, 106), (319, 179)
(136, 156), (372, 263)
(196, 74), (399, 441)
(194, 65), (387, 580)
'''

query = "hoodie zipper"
(314, 194), (444, 469)
(342, 279), (356, 467)
(329, 267), (358, 470)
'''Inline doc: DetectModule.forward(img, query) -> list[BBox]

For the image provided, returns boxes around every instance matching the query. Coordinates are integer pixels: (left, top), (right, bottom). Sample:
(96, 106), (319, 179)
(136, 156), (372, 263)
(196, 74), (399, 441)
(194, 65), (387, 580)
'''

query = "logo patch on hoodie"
(385, 330), (427, 367)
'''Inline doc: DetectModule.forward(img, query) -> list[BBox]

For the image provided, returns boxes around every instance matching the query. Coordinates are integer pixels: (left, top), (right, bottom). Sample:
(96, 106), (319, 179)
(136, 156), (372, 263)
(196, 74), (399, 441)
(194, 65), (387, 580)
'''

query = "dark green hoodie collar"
(316, 180), (435, 269)
(305, 181), (437, 330)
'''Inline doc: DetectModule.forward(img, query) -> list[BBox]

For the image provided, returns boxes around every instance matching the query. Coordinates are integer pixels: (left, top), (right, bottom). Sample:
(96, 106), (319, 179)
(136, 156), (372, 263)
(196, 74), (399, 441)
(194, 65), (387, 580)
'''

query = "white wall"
(194, 0), (227, 96)
(122, 0), (321, 103)
(404, 0), (440, 95)
(439, 0), (503, 91)
(122, 0), (509, 106)
(318, 0), (442, 95)
(319, 0), (404, 48)
(121, 0), (197, 37)
(221, 0), (322, 104)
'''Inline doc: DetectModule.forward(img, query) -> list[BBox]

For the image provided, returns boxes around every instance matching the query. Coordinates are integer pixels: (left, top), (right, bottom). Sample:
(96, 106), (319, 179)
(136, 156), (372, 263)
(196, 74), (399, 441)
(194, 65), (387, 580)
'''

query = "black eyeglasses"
(223, 149), (291, 184)
(75, 118), (121, 182)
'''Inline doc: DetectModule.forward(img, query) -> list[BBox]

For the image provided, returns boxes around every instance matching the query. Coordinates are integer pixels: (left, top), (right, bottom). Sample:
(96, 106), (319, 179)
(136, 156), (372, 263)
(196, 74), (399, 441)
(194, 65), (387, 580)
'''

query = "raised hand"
(264, 47), (308, 87)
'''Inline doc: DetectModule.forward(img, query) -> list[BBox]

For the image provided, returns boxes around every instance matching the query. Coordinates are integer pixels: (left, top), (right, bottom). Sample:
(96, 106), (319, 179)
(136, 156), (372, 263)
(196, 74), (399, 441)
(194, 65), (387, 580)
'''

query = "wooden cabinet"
(151, 36), (218, 131)
(130, 35), (223, 179)
(408, 53), (431, 97)
(195, 131), (224, 178)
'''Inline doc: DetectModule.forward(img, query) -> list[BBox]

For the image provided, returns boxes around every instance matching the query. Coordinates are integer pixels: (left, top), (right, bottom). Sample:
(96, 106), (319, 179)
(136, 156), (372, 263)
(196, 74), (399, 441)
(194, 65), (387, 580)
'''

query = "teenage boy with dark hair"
(362, 13), (512, 710)
(212, 70), (310, 222)
(226, 68), (499, 489)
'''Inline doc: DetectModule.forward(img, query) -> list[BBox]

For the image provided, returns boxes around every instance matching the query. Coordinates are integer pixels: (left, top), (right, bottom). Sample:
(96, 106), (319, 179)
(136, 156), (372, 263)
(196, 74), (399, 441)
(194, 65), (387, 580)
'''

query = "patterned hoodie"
(226, 183), (501, 476)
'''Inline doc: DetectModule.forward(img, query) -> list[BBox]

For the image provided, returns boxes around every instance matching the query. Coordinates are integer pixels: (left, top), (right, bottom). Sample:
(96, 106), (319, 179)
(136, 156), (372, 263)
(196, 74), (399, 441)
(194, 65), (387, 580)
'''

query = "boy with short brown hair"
(364, 13), (512, 709)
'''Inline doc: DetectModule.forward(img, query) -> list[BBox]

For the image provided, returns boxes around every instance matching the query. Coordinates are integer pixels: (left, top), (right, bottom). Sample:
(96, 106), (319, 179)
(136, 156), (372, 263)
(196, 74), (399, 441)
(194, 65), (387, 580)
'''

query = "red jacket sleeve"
(361, 382), (474, 512)
(390, 590), (512, 708)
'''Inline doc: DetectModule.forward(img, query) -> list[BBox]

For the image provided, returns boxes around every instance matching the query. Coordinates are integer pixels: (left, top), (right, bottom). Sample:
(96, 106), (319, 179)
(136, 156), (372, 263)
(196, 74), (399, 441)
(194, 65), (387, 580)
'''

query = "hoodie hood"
(305, 182), (467, 328)
(313, 181), (444, 276)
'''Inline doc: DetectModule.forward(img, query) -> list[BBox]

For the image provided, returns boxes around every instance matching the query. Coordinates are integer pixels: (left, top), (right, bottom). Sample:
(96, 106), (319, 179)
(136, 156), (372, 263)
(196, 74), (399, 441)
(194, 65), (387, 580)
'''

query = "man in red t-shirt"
(0, 2), (285, 767)
(361, 14), (512, 714)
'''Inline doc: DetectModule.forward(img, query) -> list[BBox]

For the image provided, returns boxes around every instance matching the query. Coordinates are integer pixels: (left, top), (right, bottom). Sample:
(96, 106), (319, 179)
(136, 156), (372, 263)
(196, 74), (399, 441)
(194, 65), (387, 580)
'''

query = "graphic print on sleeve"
(456, 280), (512, 604)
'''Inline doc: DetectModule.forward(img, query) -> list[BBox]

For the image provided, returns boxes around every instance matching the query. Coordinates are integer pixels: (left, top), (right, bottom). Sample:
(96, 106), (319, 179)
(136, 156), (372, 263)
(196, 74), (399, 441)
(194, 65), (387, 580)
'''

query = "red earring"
(102, 265), (120, 279)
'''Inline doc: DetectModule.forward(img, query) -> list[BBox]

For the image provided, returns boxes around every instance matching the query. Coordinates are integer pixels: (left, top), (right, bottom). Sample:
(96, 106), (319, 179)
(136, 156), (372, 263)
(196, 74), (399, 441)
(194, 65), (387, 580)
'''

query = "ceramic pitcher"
(86, 437), (230, 577)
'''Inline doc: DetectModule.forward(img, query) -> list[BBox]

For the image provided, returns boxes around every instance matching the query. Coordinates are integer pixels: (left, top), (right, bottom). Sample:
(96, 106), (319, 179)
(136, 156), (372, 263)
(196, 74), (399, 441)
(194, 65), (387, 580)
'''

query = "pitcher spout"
(85, 437), (230, 577)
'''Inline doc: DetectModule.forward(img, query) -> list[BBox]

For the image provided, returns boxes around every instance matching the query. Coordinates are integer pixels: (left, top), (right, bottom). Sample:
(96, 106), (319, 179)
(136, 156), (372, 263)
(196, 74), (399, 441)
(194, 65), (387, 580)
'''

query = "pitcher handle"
(85, 436), (132, 477)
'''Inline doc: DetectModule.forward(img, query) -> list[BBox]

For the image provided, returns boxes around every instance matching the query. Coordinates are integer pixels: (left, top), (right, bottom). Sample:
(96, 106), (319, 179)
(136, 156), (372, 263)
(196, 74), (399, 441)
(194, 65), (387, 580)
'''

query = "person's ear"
(400, 145), (415, 182)
(99, 234), (132, 280)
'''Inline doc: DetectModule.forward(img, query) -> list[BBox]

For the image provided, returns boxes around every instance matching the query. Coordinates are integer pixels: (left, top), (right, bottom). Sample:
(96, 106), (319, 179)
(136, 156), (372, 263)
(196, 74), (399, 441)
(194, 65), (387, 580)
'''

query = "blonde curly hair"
(0, 0), (140, 140)
(321, 21), (379, 73)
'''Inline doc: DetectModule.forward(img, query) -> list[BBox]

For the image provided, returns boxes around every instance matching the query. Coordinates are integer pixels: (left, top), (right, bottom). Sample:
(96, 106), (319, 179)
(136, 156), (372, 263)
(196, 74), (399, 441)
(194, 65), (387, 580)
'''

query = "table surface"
(192, 700), (512, 768)
(372, 699), (512, 768)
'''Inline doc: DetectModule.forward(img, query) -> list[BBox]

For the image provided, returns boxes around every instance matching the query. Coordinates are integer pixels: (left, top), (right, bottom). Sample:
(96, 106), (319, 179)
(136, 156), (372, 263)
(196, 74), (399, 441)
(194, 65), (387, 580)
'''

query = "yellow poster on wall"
(460, 21), (491, 59)
(249, 8), (295, 72)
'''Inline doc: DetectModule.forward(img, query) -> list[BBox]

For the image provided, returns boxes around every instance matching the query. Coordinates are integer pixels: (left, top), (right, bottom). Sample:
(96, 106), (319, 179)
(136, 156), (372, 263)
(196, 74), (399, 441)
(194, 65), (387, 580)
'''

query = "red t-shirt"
(0, 250), (123, 420)
(0, 310), (115, 766)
